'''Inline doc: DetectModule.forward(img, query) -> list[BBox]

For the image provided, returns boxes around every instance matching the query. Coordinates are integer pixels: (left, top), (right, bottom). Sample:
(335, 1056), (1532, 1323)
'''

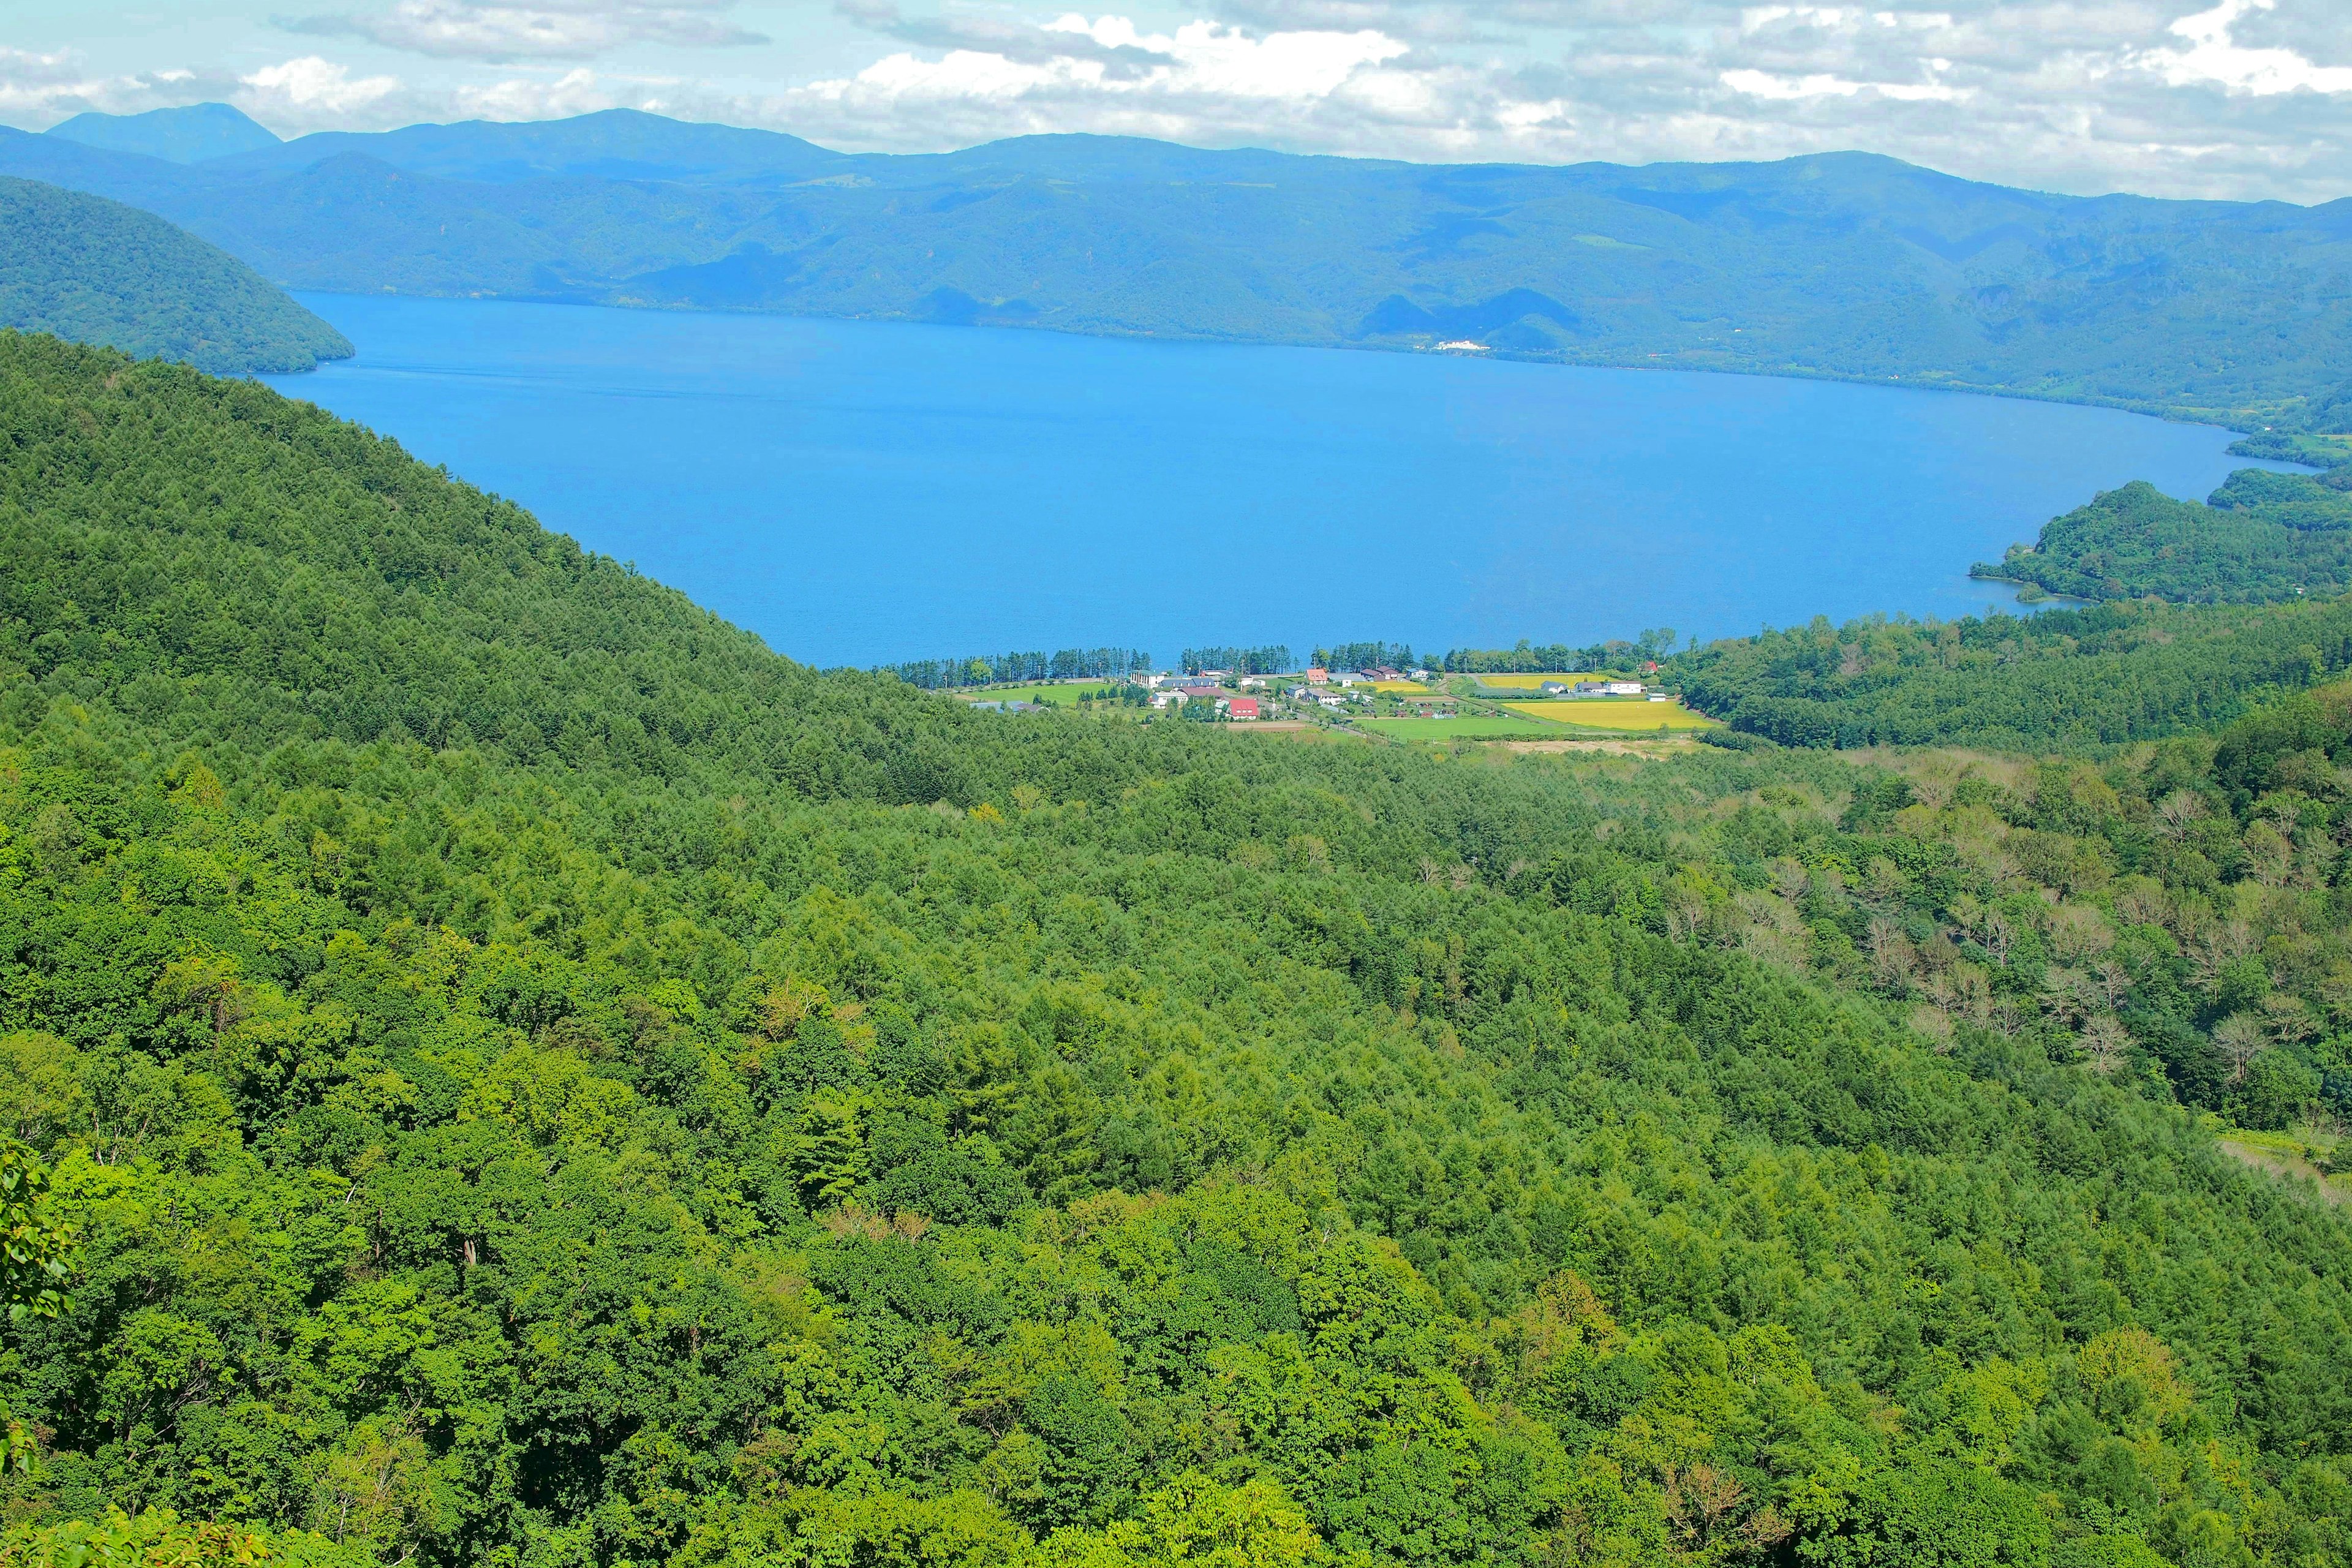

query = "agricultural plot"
(956, 683), (1115, 707)
(1359, 713), (1569, 741)
(1500, 698), (1716, 729)
(1471, 673), (1577, 690)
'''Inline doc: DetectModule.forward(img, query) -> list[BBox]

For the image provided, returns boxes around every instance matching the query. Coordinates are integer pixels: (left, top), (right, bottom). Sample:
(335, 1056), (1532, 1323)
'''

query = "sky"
(3, 0), (2349, 202)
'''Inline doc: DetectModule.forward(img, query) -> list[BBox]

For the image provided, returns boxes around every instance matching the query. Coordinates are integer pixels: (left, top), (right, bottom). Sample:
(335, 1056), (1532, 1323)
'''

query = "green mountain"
(6, 111), (2351, 423)
(1973, 465), (2352, 606)
(6, 332), (2352, 1566)
(0, 176), (350, 374)
(43, 103), (280, 164)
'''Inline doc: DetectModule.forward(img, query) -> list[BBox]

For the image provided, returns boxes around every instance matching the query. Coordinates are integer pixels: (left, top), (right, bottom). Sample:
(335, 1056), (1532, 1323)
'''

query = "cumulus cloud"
(281, 0), (767, 61)
(780, 16), (1420, 150)
(2135, 0), (2352, 94)
(834, 1), (1176, 74)
(755, 0), (2352, 197)
(241, 56), (404, 113)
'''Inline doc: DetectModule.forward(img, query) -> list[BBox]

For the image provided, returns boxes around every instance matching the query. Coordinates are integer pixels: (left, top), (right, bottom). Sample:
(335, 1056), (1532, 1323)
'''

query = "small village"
(957, 660), (1718, 739)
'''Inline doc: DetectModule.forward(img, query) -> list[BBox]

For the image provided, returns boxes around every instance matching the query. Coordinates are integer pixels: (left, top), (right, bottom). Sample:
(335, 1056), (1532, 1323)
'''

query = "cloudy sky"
(5, 0), (2350, 200)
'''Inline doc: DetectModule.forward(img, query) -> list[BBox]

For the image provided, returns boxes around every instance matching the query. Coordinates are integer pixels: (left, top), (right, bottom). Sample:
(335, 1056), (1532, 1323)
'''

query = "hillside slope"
(0, 176), (349, 374)
(1672, 595), (2352, 749)
(5, 112), (2350, 422)
(4, 334), (2352, 1565)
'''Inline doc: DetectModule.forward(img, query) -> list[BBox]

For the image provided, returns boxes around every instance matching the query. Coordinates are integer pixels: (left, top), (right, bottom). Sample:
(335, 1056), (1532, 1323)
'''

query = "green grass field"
(1501, 698), (1716, 730)
(1470, 673), (1577, 690)
(956, 682), (1124, 707)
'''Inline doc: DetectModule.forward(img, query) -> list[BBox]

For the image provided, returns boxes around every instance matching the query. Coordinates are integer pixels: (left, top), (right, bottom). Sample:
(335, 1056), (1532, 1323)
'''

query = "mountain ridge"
(43, 101), (279, 164)
(7, 110), (2350, 424)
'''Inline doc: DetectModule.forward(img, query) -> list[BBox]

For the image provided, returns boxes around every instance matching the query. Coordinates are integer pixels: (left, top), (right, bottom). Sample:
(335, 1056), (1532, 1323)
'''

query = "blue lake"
(268, 294), (2278, 669)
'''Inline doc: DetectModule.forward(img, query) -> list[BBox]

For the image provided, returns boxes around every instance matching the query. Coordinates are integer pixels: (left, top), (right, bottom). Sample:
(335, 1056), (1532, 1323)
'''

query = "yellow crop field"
(1501, 699), (1716, 730)
(1370, 679), (1430, 693)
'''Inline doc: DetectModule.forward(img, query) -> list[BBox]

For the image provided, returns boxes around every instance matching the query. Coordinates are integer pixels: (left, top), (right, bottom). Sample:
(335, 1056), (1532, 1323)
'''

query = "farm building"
(1229, 698), (1261, 720)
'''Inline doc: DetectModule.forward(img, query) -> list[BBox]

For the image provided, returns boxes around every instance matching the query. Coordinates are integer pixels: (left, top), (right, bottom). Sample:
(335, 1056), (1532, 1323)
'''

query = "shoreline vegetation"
(1972, 451), (2352, 608)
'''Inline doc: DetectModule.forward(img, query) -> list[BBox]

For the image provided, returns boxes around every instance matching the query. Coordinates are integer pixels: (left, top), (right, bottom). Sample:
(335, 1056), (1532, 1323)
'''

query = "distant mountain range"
(0, 175), (350, 374)
(45, 102), (282, 164)
(10, 104), (2351, 424)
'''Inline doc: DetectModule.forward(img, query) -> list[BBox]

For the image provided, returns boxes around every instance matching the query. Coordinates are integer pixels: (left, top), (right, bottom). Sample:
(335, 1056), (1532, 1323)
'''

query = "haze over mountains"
(11, 104), (2352, 427)
(44, 102), (283, 165)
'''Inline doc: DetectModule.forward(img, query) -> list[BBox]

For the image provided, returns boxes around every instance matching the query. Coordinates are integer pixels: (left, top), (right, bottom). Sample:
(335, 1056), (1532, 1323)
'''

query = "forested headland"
(0, 178), (350, 375)
(3, 332), (2352, 1568)
(1973, 457), (2352, 606)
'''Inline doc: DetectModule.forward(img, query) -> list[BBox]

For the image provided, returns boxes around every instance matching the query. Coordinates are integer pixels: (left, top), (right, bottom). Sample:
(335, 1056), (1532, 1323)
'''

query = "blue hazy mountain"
(45, 102), (279, 164)
(0, 175), (349, 372)
(6, 108), (2348, 424)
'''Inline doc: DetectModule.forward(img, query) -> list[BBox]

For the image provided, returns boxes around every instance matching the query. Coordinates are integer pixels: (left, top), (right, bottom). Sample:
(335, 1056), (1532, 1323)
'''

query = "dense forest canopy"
(0, 178), (349, 375)
(1666, 597), (2352, 752)
(1976, 454), (2352, 606)
(4, 334), (2352, 1568)
(6, 110), (2352, 424)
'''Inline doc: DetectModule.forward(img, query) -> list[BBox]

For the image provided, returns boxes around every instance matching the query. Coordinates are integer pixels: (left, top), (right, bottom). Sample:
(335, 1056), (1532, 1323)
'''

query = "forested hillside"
(4, 334), (2352, 1566)
(0, 177), (348, 374)
(1671, 597), (2352, 751)
(6, 110), (2352, 423)
(1976, 459), (2352, 605)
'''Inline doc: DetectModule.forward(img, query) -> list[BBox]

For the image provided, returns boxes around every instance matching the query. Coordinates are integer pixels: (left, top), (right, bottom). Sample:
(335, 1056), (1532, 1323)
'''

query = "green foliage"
(0, 179), (349, 375)
(5, 334), (2352, 1568)
(1976, 469), (2352, 605)
(0, 1509), (362, 1568)
(1800, 1461), (2051, 1566)
(0, 1140), (72, 1325)
(1442, 630), (1673, 674)
(1672, 598), (2352, 748)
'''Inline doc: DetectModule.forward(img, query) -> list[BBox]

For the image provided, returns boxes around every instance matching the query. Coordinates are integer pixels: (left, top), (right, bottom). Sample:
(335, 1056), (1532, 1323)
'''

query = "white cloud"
(450, 64), (645, 116)
(283, 0), (767, 62)
(2135, 0), (2352, 95)
(241, 56), (404, 114)
(1720, 65), (1967, 99)
(826, 17), (1409, 107)
(771, 15), (1422, 149)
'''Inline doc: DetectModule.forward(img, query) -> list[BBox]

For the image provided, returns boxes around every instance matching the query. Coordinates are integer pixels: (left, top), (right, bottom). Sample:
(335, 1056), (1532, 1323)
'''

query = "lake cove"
(266, 293), (2282, 668)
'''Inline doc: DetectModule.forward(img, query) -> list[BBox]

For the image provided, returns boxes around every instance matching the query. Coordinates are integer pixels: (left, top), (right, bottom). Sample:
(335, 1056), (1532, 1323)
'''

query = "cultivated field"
(1469, 673), (1577, 690)
(1500, 698), (1716, 730)
(1359, 713), (1569, 741)
(956, 683), (1120, 707)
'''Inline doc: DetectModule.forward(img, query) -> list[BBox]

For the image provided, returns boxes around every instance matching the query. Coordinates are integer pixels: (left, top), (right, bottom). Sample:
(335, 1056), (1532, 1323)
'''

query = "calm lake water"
(268, 294), (2277, 669)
